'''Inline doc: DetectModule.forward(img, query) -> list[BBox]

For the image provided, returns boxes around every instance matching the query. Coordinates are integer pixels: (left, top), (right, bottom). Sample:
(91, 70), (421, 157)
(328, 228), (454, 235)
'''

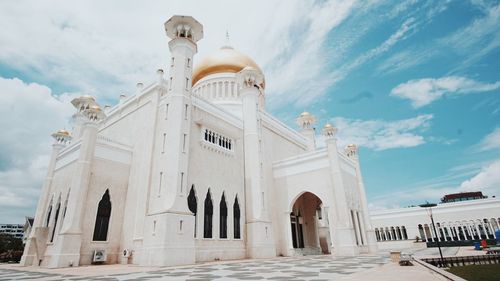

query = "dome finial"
(222, 29), (233, 50)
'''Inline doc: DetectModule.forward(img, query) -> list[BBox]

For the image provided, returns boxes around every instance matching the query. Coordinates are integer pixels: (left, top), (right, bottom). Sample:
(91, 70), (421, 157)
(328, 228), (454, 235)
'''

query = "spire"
(221, 29), (233, 49)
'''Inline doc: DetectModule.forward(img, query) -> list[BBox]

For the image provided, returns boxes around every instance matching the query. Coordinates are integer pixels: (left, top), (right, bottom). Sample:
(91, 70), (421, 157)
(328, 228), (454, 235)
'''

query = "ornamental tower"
(296, 112), (317, 151)
(237, 66), (276, 258)
(50, 104), (105, 268)
(141, 15), (203, 266)
(21, 130), (71, 266)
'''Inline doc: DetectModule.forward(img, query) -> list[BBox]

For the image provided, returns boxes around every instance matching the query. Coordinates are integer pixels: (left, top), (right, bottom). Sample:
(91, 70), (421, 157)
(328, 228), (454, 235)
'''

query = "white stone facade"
(370, 198), (500, 250)
(21, 15), (376, 268)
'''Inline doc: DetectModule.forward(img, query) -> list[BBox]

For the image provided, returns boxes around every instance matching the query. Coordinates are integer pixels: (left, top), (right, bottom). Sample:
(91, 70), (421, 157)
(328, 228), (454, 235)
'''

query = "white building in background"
(0, 223), (24, 239)
(370, 197), (500, 250)
(21, 15), (377, 268)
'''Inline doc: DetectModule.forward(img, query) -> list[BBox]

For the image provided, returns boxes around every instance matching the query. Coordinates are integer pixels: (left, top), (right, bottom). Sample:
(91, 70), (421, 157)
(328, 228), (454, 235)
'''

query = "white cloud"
(329, 114), (433, 151)
(445, 3), (500, 72)
(460, 160), (500, 196)
(390, 76), (500, 108)
(0, 0), (361, 108)
(477, 127), (500, 151)
(328, 16), (419, 93)
(369, 159), (500, 210)
(0, 76), (75, 223)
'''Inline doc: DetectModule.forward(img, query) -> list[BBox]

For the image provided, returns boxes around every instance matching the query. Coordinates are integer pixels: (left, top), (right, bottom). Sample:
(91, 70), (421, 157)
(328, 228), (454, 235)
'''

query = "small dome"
(56, 129), (71, 136)
(300, 112), (311, 117)
(81, 95), (96, 101)
(324, 123), (333, 128)
(192, 46), (262, 86)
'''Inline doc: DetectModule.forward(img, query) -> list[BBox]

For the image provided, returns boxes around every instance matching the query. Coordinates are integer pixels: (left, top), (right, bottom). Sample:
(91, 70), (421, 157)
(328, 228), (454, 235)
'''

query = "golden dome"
(192, 46), (262, 86)
(300, 112), (311, 117)
(324, 123), (333, 128)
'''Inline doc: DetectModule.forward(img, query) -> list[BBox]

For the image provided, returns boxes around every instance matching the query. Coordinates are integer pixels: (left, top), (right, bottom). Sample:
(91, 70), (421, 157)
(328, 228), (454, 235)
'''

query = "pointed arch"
(203, 189), (213, 238)
(45, 196), (54, 227)
(93, 189), (112, 241)
(188, 185), (197, 238)
(50, 196), (61, 242)
(233, 195), (241, 239)
(62, 189), (70, 220)
(220, 192), (228, 239)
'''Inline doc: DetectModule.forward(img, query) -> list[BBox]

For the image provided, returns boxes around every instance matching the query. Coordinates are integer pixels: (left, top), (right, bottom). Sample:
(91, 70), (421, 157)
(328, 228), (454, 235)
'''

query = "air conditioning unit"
(93, 249), (107, 263)
(122, 249), (132, 258)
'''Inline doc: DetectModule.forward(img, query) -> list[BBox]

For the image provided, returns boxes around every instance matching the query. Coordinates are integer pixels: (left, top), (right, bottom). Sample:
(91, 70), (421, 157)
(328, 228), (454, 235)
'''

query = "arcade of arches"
(374, 218), (500, 242)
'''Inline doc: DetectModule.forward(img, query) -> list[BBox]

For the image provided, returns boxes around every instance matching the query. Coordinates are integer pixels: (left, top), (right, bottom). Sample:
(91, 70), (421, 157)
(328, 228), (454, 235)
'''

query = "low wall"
(376, 240), (427, 251)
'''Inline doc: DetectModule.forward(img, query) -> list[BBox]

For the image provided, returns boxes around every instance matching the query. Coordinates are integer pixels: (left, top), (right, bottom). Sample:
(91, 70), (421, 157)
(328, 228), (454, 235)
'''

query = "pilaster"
(237, 66), (275, 258)
(322, 124), (358, 256)
(49, 105), (104, 268)
(346, 144), (378, 253)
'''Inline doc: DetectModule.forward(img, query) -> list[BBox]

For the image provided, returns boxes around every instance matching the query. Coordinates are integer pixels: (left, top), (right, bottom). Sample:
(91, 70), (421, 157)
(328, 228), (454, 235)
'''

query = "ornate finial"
(236, 66), (264, 90)
(164, 15), (204, 42)
(221, 29), (233, 49)
(51, 129), (72, 145)
(322, 123), (337, 139)
(296, 112), (316, 129)
(345, 144), (358, 158)
(83, 105), (105, 122)
(71, 95), (98, 112)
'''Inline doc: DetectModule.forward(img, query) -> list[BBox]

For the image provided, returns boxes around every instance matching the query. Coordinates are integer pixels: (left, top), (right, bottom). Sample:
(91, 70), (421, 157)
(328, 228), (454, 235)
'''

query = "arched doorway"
(289, 192), (326, 255)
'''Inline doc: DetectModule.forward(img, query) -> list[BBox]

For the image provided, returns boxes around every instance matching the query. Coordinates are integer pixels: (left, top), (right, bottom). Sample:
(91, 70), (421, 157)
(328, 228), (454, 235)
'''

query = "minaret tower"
(50, 104), (105, 268)
(20, 130), (71, 266)
(141, 15), (203, 266)
(322, 124), (358, 256)
(296, 112), (316, 151)
(237, 66), (276, 258)
(345, 144), (378, 253)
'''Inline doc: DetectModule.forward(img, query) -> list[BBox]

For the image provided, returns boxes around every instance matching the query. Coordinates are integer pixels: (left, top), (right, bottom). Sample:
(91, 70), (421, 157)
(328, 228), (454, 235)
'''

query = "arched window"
(203, 189), (213, 238)
(188, 186), (197, 238)
(402, 226), (408, 240)
(50, 202), (61, 242)
(220, 193), (228, 239)
(233, 196), (241, 239)
(45, 205), (52, 227)
(93, 190), (111, 241)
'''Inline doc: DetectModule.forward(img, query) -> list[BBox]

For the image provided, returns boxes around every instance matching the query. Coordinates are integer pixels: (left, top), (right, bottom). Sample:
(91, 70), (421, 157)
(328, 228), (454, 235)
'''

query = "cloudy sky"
(0, 0), (499, 223)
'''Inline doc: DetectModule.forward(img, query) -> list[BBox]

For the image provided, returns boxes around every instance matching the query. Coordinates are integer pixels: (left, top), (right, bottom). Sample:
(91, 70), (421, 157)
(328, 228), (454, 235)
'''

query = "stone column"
(322, 124), (358, 256)
(237, 66), (275, 259)
(49, 105), (104, 268)
(140, 16), (203, 267)
(345, 144), (377, 253)
(20, 130), (71, 266)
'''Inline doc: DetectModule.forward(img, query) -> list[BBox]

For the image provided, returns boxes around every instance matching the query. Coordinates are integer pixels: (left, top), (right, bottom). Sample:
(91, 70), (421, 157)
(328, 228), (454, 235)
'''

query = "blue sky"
(0, 0), (499, 223)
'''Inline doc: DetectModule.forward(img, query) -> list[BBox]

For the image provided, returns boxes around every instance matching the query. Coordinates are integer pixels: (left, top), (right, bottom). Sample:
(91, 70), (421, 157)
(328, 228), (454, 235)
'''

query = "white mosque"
(21, 15), (377, 268)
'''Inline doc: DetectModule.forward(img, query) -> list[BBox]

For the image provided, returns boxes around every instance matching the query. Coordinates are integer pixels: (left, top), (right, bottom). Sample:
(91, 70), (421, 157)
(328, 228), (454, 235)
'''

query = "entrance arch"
(289, 192), (327, 255)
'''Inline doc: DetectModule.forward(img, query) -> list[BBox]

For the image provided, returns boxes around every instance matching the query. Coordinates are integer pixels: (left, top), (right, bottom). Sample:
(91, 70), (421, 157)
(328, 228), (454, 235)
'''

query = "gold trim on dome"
(192, 46), (263, 87)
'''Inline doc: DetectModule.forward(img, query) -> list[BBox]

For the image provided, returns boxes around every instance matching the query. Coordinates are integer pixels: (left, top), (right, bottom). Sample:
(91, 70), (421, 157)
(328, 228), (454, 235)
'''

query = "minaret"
(141, 15), (203, 267)
(296, 112), (316, 151)
(237, 66), (275, 258)
(70, 95), (97, 139)
(20, 130), (71, 266)
(49, 105), (105, 268)
(322, 124), (358, 256)
(345, 144), (378, 253)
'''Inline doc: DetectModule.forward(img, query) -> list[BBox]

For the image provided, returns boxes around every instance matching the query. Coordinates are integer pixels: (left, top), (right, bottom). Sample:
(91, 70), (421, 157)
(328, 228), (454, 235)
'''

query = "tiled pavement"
(0, 255), (389, 281)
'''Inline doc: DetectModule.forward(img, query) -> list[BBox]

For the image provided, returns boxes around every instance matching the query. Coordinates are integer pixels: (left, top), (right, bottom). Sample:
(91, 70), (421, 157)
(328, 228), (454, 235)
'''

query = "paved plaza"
(0, 255), (391, 281)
